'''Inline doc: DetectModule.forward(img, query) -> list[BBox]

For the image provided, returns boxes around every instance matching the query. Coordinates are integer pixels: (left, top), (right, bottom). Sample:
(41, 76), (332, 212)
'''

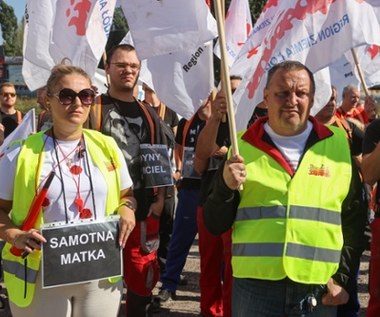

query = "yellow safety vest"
(2, 129), (122, 307)
(232, 125), (352, 285)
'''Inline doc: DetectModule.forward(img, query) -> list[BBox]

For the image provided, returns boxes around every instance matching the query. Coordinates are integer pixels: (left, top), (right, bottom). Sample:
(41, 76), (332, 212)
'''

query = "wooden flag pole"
(102, 51), (111, 88)
(351, 48), (370, 97)
(214, 0), (239, 156)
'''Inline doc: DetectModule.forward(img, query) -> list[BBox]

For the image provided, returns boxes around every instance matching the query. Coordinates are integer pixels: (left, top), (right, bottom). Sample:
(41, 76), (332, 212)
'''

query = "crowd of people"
(0, 45), (379, 317)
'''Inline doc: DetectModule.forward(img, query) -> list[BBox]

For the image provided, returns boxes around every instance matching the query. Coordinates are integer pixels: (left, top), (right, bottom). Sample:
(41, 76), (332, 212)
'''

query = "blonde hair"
(46, 64), (92, 95)
(0, 81), (16, 93)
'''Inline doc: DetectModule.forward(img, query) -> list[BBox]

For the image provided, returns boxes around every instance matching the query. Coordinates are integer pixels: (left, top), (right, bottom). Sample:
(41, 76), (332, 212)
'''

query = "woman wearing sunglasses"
(0, 64), (136, 317)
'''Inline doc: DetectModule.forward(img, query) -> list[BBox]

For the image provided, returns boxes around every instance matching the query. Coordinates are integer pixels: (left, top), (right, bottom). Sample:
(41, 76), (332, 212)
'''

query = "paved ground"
(0, 246), (371, 317)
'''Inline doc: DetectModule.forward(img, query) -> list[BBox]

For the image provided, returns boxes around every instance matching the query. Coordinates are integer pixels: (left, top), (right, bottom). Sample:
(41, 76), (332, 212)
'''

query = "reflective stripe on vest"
(2, 259), (38, 283)
(233, 242), (341, 263)
(236, 205), (341, 225)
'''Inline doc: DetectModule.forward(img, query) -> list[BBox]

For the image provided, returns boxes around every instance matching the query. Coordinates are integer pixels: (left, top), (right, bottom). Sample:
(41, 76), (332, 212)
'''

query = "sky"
(4, 0), (25, 22)
(0, 0), (26, 44)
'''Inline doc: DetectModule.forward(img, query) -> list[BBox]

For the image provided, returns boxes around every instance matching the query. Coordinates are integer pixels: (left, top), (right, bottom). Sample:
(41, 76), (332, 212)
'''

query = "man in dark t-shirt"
(95, 44), (167, 317)
(0, 82), (23, 144)
(142, 83), (179, 275)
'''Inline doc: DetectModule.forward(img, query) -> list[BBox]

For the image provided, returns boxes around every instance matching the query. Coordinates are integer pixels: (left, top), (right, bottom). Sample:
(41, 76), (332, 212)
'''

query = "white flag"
(121, 0), (217, 59)
(139, 42), (215, 120)
(232, 0), (380, 131)
(214, 0), (253, 67)
(0, 108), (35, 155)
(327, 44), (380, 104)
(23, 0), (116, 91)
(354, 45), (380, 88)
(327, 53), (361, 104)
(235, 0), (285, 65)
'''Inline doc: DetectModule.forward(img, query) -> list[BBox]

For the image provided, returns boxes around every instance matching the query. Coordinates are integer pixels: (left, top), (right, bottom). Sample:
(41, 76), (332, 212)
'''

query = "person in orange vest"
(0, 82), (23, 144)
(335, 84), (377, 125)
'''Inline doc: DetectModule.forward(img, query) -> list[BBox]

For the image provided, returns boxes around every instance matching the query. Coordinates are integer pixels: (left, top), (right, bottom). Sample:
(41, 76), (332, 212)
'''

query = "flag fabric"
(121, 0), (217, 59)
(139, 41), (215, 120)
(232, 0), (380, 131)
(213, 0), (253, 67)
(0, 108), (35, 155)
(235, 0), (282, 64)
(22, 0), (116, 91)
(353, 45), (380, 89)
(327, 53), (360, 104)
(327, 44), (380, 104)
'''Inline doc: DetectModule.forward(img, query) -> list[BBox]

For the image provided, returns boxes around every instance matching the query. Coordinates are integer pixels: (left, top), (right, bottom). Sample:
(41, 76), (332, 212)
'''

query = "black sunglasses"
(2, 92), (16, 98)
(50, 88), (95, 106)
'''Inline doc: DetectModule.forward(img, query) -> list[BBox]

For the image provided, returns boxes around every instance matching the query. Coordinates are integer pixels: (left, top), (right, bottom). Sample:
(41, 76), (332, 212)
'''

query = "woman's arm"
(117, 188), (136, 248)
(0, 198), (46, 255)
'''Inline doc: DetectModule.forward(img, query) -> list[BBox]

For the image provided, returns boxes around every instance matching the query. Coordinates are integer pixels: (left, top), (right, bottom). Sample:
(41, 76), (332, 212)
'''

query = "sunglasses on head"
(50, 88), (95, 106)
(2, 92), (16, 98)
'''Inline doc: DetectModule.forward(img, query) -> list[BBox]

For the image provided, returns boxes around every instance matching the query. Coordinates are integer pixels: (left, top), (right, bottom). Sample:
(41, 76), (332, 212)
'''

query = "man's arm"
(362, 119), (380, 185)
(364, 95), (378, 122)
(195, 92), (227, 161)
(362, 146), (380, 186)
(203, 167), (239, 235)
(203, 154), (246, 235)
(173, 143), (183, 183)
(324, 163), (368, 305)
(0, 123), (4, 145)
(195, 92), (229, 176)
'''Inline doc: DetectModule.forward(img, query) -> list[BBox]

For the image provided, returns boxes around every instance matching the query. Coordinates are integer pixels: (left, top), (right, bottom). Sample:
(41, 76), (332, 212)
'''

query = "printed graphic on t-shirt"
(103, 109), (147, 189)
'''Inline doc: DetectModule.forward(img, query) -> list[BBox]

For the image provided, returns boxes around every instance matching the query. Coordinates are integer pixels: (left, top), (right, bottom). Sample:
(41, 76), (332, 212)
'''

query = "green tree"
(101, 6), (129, 68)
(112, 6), (128, 34)
(106, 6), (128, 50)
(249, 0), (267, 21)
(0, 0), (19, 55)
(14, 19), (24, 56)
(224, 0), (266, 21)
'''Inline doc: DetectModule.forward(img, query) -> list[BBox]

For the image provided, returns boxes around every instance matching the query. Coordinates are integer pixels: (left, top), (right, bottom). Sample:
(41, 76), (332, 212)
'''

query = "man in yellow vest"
(204, 61), (366, 316)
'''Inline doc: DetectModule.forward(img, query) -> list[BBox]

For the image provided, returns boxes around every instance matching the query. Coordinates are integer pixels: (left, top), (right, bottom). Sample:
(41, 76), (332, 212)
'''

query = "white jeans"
(10, 271), (123, 317)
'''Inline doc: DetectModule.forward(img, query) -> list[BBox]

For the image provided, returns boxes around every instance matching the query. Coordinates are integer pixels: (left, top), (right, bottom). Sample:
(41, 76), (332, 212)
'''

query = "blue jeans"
(160, 188), (199, 292)
(232, 277), (337, 317)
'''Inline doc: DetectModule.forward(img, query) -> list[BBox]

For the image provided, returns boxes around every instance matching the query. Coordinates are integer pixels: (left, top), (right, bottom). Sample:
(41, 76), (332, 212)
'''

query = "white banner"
(121, 0), (217, 59)
(214, 0), (253, 67)
(232, 0), (380, 131)
(23, 0), (116, 91)
(0, 108), (35, 155)
(139, 41), (215, 120)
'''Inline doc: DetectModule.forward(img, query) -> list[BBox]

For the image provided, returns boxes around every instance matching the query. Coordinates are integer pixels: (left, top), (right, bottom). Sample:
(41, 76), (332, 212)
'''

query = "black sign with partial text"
(140, 143), (173, 187)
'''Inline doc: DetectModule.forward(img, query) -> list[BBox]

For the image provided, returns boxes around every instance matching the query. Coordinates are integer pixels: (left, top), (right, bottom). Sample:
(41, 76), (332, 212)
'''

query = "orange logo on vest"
(308, 164), (330, 177)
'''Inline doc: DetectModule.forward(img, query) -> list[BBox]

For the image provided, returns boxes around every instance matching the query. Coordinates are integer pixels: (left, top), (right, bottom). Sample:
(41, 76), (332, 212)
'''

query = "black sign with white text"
(41, 218), (122, 288)
(140, 143), (173, 187)
(182, 147), (201, 179)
